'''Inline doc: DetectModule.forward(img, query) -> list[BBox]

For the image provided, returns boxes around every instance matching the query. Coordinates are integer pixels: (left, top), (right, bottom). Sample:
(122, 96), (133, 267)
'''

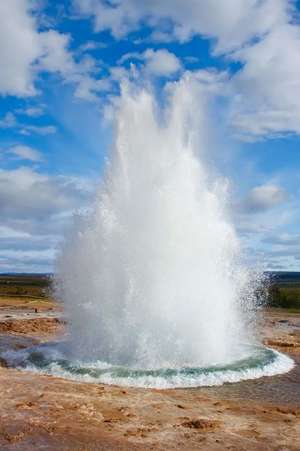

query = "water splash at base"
(2, 342), (294, 389)
(55, 77), (264, 371)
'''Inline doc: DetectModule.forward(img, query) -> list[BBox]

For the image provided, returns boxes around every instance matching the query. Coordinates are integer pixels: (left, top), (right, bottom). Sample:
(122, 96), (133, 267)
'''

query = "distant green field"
(0, 272), (300, 310)
(266, 272), (300, 310)
(267, 285), (300, 310)
(0, 274), (52, 299)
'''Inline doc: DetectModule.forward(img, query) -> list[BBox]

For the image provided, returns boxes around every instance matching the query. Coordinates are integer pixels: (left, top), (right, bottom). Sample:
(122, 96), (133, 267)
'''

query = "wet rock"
(267, 338), (298, 347)
(182, 418), (220, 431)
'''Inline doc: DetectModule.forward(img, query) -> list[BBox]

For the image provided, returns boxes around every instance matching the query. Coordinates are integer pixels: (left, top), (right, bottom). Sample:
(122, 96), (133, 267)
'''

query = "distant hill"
(266, 271), (300, 285)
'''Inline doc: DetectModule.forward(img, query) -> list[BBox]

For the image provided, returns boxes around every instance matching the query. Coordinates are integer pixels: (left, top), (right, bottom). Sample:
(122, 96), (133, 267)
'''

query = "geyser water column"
(56, 75), (255, 370)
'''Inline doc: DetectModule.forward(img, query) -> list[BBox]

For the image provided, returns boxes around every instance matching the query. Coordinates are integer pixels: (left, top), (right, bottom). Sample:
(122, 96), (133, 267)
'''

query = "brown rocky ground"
(0, 299), (299, 450)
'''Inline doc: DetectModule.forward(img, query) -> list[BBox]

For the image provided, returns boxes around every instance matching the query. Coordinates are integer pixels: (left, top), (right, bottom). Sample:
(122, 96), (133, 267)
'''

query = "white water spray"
(56, 76), (258, 370)
(0, 77), (293, 388)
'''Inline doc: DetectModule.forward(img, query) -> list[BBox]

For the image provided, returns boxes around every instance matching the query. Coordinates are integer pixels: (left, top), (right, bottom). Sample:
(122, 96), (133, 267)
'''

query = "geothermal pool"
(3, 341), (294, 389)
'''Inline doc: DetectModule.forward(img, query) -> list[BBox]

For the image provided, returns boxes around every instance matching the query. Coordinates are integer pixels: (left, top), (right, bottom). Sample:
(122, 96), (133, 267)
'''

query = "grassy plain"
(267, 272), (300, 311)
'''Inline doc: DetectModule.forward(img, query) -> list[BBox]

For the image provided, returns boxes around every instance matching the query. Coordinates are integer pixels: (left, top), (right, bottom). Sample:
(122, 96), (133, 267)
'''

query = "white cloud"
(143, 49), (181, 76)
(73, 76), (111, 101)
(38, 30), (109, 102)
(0, 245), (57, 273)
(263, 233), (300, 246)
(8, 145), (43, 162)
(145, 31), (174, 44)
(239, 184), (288, 213)
(0, 113), (17, 129)
(257, 232), (300, 270)
(229, 21), (300, 139)
(0, 226), (30, 239)
(0, 248), (56, 262)
(39, 30), (76, 75)
(0, 112), (57, 136)
(0, 167), (95, 271)
(0, 1), (106, 102)
(2, 0), (299, 135)
(0, 0), (41, 96)
(74, 0), (300, 139)
(78, 40), (107, 52)
(0, 167), (91, 219)
(119, 48), (181, 77)
(73, 0), (287, 45)
(16, 106), (45, 117)
(20, 125), (57, 136)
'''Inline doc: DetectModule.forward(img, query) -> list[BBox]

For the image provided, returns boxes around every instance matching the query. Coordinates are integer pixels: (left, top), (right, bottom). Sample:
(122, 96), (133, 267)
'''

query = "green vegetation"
(0, 272), (300, 311)
(268, 285), (300, 310)
(267, 272), (300, 311)
(0, 274), (52, 299)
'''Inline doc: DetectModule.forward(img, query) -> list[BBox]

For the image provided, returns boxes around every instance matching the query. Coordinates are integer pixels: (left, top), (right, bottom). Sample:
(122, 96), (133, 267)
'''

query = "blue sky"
(1, 0), (300, 272)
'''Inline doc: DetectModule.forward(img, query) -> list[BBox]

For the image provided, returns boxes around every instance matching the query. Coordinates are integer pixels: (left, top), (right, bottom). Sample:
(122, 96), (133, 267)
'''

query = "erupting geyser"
(8, 77), (293, 388)
(58, 77), (254, 369)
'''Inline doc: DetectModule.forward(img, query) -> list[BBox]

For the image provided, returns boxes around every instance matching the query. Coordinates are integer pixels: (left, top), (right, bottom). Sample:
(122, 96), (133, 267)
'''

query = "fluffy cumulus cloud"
(233, 181), (299, 269)
(0, 167), (91, 219)
(229, 20), (300, 139)
(38, 30), (76, 75)
(0, 0), (41, 96)
(0, 167), (95, 271)
(37, 29), (111, 102)
(74, 0), (300, 139)
(141, 49), (181, 76)
(74, 0), (283, 42)
(239, 184), (288, 214)
(238, 183), (297, 238)
(3, 1), (300, 135)
(119, 48), (181, 77)
(0, 0), (106, 101)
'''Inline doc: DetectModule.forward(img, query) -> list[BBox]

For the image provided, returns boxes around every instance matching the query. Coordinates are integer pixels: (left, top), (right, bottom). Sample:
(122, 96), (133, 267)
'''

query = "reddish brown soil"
(0, 317), (64, 337)
(0, 301), (299, 450)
